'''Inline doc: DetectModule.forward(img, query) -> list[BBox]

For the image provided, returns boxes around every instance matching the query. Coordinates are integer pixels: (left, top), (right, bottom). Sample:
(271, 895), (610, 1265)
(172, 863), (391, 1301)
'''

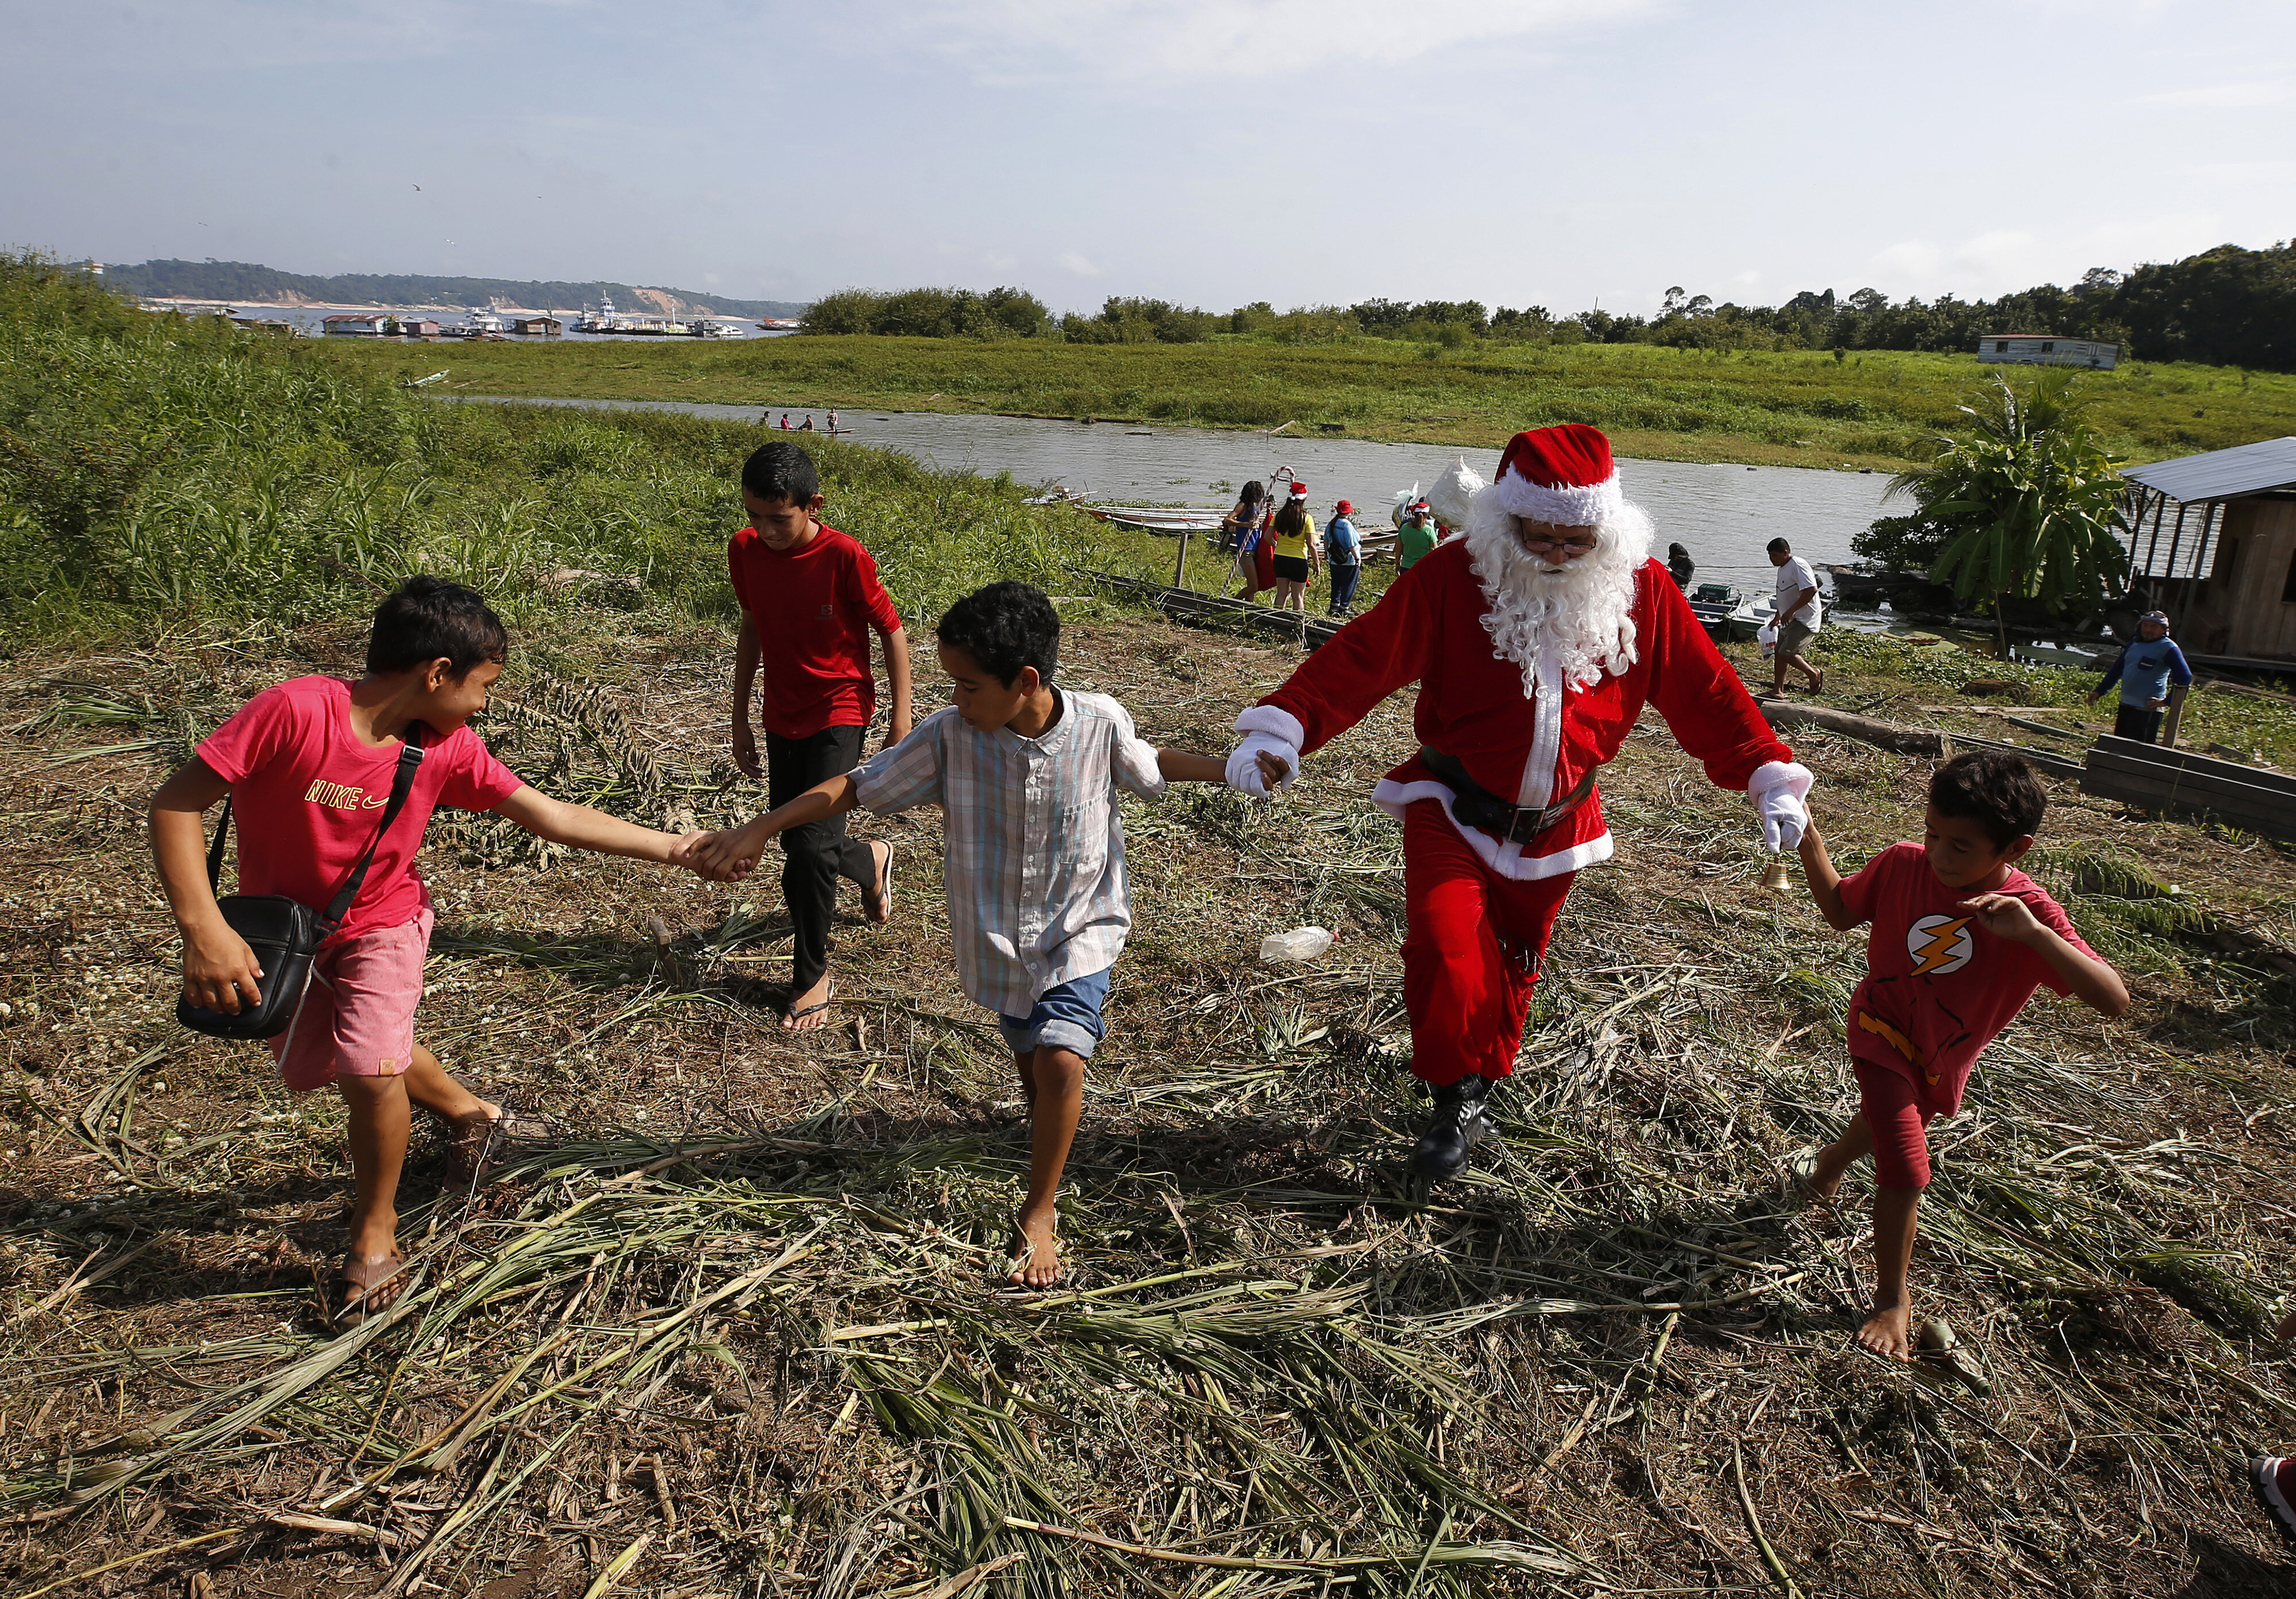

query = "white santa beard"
(1462, 493), (1653, 691)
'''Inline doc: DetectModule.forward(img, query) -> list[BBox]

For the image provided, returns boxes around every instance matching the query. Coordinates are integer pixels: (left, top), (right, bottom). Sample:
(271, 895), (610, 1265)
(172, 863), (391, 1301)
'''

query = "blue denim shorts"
(998, 966), (1112, 1058)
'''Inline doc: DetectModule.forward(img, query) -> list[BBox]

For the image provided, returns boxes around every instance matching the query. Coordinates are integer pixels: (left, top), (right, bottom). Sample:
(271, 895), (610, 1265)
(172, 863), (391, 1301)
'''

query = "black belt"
(1419, 746), (1597, 845)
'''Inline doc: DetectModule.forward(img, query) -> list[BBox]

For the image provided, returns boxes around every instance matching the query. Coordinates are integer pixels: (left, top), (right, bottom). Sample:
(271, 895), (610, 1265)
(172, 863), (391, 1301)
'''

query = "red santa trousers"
(1400, 800), (1576, 1086)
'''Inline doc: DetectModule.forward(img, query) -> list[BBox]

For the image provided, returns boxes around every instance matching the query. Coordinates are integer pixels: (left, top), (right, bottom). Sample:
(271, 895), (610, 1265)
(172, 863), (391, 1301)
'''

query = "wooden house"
(396, 318), (442, 337)
(322, 313), (392, 336)
(1976, 334), (2118, 370)
(2122, 436), (2296, 667)
(511, 316), (563, 336)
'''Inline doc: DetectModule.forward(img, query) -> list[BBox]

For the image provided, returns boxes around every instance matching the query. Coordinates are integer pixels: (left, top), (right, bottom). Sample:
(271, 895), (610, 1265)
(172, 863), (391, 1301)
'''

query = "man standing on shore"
(1225, 425), (1810, 1179)
(1766, 537), (1824, 697)
(2088, 610), (2192, 744)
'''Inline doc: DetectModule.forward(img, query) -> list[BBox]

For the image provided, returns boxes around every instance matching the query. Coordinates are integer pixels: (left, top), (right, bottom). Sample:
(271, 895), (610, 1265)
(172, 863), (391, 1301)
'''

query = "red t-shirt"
(727, 522), (902, 740)
(196, 676), (525, 943)
(1837, 842), (2099, 1116)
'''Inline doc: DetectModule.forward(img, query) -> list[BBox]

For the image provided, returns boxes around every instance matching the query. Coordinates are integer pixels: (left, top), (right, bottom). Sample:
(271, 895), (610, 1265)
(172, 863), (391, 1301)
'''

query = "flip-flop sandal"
(864, 841), (895, 924)
(782, 982), (836, 1030)
(335, 1248), (408, 1328)
(1915, 1317), (1992, 1396)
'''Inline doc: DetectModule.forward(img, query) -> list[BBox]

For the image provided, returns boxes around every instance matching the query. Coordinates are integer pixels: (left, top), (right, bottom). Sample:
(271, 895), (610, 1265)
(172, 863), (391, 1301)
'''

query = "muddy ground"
(4, 606), (2295, 1598)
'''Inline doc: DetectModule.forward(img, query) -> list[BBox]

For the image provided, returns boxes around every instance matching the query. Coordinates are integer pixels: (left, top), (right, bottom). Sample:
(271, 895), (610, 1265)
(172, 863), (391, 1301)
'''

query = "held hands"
(689, 824), (770, 882)
(1956, 891), (2047, 946)
(1225, 734), (1299, 796)
(182, 921), (264, 1015)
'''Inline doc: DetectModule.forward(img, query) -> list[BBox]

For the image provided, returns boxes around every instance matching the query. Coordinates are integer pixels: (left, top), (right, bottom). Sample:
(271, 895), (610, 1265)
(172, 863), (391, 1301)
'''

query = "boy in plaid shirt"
(696, 582), (1279, 1284)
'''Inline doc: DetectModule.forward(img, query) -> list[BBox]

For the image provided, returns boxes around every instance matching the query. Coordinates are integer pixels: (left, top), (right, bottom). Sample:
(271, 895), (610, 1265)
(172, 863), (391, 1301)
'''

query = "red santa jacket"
(1248, 541), (1793, 880)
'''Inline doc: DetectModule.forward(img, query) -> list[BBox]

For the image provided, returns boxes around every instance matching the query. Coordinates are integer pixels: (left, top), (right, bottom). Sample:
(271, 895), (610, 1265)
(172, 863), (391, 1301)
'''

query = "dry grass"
(3, 606), (2295, 1598)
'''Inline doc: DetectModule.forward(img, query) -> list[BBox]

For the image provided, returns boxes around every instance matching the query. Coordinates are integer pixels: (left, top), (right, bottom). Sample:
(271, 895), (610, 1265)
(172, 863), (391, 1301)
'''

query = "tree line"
(800, 239), (2296, 371)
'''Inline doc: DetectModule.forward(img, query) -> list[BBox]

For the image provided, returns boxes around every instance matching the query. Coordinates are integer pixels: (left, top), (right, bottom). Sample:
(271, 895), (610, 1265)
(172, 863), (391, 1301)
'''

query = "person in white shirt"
(1766, 537), (1824, 697)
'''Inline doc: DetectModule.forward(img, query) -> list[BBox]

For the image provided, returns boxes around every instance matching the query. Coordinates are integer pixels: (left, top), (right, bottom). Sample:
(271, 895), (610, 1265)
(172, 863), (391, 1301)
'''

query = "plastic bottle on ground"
(1259, 927), (1335, 965)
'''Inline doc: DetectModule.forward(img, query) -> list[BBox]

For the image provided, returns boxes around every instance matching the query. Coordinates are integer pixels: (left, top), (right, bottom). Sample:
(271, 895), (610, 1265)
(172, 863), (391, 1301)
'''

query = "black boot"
(1409, 1075), (1495, 1180)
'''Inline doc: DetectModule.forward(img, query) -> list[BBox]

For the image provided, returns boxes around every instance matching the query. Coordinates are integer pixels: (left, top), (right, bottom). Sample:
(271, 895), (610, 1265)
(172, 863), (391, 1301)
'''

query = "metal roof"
(2125, 436), (2296, 502)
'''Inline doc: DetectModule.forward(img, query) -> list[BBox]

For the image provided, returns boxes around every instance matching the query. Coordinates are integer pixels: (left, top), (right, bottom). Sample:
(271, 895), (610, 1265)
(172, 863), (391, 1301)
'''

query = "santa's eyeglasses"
(1515, 530), (1601, 554)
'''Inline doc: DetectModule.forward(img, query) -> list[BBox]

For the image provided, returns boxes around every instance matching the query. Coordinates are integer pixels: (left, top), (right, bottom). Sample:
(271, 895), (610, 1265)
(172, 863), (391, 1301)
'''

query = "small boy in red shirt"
(727, 442), (912, 1031)
(1794, 749), (2128, 1360)
(150, 578), (704, 1322)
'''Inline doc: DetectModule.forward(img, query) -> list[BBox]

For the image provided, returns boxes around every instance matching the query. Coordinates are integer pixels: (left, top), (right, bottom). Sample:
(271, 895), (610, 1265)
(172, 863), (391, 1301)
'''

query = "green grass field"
(327, 333), (2296, 471)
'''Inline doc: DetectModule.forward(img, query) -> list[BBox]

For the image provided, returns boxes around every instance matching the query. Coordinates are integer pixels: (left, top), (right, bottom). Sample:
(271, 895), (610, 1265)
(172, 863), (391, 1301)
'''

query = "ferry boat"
(573, 294), (622, 334)
(441, 307), (511, 338)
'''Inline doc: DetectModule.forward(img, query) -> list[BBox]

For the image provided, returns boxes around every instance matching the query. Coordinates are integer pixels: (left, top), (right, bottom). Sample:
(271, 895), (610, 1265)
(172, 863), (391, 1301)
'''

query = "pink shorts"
(270, 904), (434, 1093)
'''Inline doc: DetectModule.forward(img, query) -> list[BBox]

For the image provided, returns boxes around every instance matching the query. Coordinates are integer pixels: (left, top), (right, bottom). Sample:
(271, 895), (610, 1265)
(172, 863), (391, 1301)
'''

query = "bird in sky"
(413, 184), (421, 191)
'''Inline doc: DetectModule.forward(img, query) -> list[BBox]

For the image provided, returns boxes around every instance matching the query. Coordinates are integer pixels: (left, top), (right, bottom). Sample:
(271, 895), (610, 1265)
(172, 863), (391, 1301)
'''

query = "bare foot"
(862, 840), (894, 924)
(1856, 1302), (1914, 1361)
(782, 975), (835, 1032)
(1007, 1209), (1062, 1287)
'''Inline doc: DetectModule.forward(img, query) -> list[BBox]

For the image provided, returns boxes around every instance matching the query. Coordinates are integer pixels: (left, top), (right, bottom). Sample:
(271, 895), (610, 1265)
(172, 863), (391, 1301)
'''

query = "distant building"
(2122, 436), (2296, 664)
(396, 318), (442, 337)
(1977, 334), (2118, 369)
(323, 313), (392, 336)
(511, 316), (563, 335)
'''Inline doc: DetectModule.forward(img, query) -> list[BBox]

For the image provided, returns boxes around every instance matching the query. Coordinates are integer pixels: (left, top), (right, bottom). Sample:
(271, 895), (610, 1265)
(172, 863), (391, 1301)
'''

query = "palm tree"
(1883, 368), (2130, 660)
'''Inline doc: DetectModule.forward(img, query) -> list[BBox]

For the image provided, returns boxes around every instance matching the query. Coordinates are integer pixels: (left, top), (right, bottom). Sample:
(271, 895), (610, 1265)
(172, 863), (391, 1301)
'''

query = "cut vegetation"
(6, 254), (2296, 1597)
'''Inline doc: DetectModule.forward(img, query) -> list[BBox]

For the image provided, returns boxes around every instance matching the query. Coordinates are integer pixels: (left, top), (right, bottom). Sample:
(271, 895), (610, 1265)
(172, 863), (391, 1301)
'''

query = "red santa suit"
(1228, 425), (1806, 1088)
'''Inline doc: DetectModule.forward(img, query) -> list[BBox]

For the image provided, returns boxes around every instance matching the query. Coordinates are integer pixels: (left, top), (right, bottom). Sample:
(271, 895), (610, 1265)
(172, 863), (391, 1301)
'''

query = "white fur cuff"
(1491, 470), (1624, 528)
(1234, 704), (1305, 746)
(1747, 760), (1814, 802)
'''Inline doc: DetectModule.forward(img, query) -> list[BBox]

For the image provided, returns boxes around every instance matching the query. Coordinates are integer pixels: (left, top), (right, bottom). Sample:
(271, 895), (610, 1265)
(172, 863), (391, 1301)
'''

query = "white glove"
(1747, 760), (1814, 852)
(1227, 706), (1305, 797)
(1226, 731), (1299, 796)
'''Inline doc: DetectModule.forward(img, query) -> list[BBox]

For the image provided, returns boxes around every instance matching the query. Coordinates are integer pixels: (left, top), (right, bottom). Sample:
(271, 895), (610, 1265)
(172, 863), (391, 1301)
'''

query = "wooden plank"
(2087, 754), (2295, 804)
(2080, 771), (2296, 841)
(2091, 735), (2296, 793)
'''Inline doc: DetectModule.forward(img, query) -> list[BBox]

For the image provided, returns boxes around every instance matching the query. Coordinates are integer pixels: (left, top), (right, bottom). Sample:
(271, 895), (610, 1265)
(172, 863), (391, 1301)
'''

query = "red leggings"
(1401, 801), (1576, 1086)
(1854, 1057), (1937, 1190)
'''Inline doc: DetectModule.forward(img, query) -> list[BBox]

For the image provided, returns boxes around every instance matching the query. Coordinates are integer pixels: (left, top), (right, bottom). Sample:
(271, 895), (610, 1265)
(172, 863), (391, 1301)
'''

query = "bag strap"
(321, 724), (426, 931)
(204, 795), (235, 893)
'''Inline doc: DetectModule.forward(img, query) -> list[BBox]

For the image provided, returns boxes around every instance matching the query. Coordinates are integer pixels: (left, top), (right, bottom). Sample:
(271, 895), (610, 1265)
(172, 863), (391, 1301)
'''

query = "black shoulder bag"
(176, 728), (425, 1040)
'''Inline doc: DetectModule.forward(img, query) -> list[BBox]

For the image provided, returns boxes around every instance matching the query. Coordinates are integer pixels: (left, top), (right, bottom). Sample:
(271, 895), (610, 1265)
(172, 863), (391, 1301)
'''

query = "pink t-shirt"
(196, 676), (525, 943)
(1837, 841), (2099, 1116)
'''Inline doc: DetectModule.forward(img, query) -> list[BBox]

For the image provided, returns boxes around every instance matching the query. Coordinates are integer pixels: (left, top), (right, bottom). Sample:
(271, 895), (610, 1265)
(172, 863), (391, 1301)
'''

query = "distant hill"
(103, 260), (807, 320)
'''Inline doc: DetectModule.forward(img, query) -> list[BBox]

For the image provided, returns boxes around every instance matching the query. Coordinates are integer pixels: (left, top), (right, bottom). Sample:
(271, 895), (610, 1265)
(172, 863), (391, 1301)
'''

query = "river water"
(452, 395), (1895, 591)
(152, 303), (787, 342)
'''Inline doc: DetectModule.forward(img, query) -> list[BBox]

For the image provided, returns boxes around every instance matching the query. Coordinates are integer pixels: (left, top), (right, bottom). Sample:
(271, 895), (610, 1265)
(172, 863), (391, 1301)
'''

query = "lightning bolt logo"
(1905, 913), (1975, 976)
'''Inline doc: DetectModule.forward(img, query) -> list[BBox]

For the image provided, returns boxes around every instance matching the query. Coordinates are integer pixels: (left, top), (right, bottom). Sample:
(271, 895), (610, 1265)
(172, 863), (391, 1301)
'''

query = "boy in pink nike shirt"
(150, 578), (705, 1323)
(1794, 750), (2128, 1360)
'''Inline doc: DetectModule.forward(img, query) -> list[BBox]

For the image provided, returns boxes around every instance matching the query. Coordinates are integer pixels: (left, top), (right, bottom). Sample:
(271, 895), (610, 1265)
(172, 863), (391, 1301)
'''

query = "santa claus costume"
(1227, 424), (1813, 1178)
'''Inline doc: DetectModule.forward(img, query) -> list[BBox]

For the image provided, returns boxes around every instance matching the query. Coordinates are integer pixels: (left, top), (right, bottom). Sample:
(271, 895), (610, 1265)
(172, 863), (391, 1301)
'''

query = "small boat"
(756, 318), (801, 331)
(1726, 591), (1779, 641)
(1685, 581), (1737, 640)
(1822, 566), (1892, 609)
(689, 318), (743, 338)
(1084, 505), (1234, 533)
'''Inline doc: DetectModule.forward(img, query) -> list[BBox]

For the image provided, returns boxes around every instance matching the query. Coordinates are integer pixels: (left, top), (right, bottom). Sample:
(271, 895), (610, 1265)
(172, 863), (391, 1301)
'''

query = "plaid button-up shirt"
(851, 690), (1168, 1016)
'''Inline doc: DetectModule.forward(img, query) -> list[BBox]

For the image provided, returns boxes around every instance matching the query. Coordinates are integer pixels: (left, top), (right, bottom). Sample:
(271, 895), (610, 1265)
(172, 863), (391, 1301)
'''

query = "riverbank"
(323, 333), (2296, 470)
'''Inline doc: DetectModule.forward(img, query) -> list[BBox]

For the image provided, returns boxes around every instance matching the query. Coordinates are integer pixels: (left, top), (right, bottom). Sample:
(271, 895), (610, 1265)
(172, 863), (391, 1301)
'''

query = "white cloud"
(2136, 79), (2289, 106)
(901, 0), (1663, 81)
(1059, 251), (1104, 277)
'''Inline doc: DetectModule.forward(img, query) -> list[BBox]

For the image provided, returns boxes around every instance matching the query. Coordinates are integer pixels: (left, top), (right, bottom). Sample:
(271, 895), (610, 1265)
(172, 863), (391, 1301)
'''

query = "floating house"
(396, 318), (442, 338)
(1976, 334), (2118, 369)
(323, 313), (392, 336)
(511, 316), (563, 336)
(2122, 436), (2296, 667)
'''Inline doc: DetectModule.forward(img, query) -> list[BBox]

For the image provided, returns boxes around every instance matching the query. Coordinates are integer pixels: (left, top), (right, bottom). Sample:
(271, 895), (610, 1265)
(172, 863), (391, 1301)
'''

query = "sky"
(5, 0), (2292, 315)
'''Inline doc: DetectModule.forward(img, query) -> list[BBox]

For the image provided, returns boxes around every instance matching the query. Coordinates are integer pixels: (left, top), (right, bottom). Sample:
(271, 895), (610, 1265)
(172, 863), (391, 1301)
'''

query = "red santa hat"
(1490, 424), (1623, 526)
(1286, 482), (1308, 499)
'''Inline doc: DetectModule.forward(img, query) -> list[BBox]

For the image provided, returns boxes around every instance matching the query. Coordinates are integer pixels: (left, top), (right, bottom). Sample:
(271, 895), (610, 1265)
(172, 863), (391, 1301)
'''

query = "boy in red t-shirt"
(150, 578), (704, 1322)
(727, 442), (913, 1032)
(1794, 750), (2128, 1360)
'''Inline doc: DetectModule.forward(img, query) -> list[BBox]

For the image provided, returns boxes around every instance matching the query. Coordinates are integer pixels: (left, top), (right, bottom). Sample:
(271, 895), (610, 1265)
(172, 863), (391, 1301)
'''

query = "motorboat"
(574, 295), (622, 334)
(442, 307), (511, 338)
(1684, 581), (1736, 640)
(689, 318), (743, 338)
(1726, 591), (1779, 641)
(1084, 505), (1234, 534)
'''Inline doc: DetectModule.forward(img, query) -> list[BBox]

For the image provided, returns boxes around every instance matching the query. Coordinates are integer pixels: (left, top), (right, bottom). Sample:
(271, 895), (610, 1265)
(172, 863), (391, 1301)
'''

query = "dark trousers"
(766, 724), (877, 994)
(1328, 562), (1362, 615)
(2112, 702), (2162, 744)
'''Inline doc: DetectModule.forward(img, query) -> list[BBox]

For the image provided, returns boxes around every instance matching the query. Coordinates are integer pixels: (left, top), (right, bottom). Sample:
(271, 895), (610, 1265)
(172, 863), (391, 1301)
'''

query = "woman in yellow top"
(1267, 483), (1321, 613)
